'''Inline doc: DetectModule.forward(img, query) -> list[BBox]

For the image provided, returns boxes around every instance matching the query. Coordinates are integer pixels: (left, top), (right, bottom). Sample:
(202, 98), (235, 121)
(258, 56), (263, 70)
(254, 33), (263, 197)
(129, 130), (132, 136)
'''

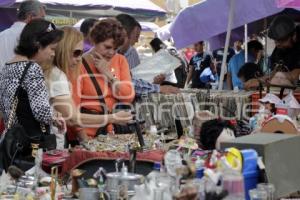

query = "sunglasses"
(39, 22), (56, 37)
(73, 49), (83, 58)
(47, 23), (56, 32)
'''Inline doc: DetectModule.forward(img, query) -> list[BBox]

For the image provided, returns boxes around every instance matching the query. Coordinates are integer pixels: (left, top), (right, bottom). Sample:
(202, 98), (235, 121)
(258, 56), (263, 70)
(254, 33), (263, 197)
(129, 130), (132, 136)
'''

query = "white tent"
(14, 0), (166, 21)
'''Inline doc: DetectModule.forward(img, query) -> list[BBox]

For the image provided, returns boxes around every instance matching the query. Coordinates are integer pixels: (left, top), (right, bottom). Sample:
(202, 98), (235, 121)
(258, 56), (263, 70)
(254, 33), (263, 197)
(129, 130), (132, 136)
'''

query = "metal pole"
(218, 0), (236, 90)
(244, 24), (248, 62)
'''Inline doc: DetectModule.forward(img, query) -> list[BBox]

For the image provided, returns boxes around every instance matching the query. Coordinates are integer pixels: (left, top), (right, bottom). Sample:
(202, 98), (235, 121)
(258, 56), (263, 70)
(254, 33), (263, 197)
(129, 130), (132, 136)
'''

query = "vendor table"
(137, 90), (253, 131)
(61, 149), (164, 176)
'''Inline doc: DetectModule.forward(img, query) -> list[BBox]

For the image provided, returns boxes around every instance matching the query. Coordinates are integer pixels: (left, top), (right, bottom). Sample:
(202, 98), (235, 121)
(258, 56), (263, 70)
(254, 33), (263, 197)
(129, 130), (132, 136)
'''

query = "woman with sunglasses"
(0, 19), (63, 169)
(77, 18), (135, 137)
(47, 26), (132, 143)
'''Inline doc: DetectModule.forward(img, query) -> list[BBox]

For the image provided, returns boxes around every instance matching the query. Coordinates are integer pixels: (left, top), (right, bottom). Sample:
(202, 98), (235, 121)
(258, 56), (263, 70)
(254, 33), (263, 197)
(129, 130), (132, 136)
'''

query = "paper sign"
(131, 49), (181, 83)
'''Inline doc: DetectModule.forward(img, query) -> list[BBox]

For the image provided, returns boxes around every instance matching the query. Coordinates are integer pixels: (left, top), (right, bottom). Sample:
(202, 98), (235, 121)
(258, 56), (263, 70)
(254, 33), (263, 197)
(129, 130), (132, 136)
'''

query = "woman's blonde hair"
(54, 26), (84, 81)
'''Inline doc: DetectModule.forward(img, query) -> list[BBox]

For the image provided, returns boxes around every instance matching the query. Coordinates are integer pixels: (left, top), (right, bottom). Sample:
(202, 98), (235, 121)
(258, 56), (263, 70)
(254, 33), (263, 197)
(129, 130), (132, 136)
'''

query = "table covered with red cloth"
(61, 149), (165, 175)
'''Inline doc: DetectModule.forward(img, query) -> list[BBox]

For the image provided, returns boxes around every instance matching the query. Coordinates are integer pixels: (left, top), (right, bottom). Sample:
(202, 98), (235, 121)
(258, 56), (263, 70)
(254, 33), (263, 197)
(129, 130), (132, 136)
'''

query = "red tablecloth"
(61, 149), (165, 175)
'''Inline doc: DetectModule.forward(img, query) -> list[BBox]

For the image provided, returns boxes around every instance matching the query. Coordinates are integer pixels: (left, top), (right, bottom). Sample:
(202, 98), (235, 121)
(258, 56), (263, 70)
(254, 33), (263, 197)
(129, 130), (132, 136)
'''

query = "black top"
(270, 26), (300, 71)
(213, 47), (235, 76)
(189, 52), (213, 88)
(213, 47), (235, 63)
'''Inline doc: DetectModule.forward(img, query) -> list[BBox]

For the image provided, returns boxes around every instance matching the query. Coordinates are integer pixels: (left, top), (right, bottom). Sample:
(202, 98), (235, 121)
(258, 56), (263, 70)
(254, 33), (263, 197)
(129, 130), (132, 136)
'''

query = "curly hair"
(90, 18), (125, 48)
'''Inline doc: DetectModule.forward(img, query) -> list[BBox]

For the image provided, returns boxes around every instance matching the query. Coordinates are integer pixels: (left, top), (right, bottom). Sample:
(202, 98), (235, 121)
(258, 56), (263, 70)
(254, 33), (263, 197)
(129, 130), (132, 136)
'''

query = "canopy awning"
(74, 18), (160, 32)
(15, 0), (166, 18)
(165, 0), (283, 49)
(0, 0), (15, 7)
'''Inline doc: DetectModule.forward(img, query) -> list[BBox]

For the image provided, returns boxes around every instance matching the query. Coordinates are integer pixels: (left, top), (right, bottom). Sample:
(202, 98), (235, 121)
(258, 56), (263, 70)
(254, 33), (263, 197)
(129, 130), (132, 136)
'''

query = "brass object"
(71, 169), (85, 194)
(175, 162), (196, 179)
(83, 134), (156, 152)
(118, 184), (128, 200)
(50, 166), (58, 200)
(31, 143), (39, 158)
(86, 178), (97, 187)
(71, 169), (86, 177)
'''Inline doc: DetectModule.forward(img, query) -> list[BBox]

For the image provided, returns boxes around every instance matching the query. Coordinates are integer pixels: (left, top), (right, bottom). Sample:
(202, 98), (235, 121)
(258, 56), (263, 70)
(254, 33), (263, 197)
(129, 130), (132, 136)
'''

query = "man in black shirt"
(269, 15), (300, 73)
(185, 41), (214, 88)
(244, 15), (300, 89)
(213, 46), (235, 79)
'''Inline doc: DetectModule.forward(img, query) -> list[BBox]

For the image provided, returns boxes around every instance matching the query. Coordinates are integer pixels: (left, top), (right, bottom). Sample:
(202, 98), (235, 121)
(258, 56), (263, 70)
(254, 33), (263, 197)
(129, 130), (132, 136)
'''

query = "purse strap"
(6, 61), (33, 129)
(82, 58), (111, 135)
(82, 58), (108, 113)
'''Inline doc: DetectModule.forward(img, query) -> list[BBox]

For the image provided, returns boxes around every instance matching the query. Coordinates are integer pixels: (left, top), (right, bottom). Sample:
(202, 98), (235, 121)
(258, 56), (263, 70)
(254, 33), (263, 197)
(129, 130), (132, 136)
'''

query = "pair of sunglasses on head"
(45, 23), (84, 58)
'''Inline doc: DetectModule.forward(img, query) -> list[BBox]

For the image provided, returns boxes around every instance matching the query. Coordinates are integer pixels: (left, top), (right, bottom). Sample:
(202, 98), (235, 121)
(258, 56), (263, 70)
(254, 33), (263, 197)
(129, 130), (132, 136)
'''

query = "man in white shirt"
(0, 0), (46, 70)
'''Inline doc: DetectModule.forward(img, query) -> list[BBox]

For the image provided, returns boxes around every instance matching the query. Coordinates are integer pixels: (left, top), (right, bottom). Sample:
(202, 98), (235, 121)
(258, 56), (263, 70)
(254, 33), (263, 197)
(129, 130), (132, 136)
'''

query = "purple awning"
(169, 0), (283, 49)
(0, 0), (16, 7)
(74, 18), (159, 32)
(15, 0), (166, 15)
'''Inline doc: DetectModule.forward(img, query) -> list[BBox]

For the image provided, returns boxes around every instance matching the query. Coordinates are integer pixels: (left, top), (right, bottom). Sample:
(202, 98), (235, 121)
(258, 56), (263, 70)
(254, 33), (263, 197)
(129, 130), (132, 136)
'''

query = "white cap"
(259, 93), (282, 104)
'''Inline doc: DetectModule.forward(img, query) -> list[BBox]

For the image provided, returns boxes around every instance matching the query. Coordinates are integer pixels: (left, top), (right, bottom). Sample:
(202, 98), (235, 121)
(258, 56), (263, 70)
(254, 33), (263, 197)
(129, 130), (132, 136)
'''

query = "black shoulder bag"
(0, 62), (55, 172)
(81, 58), (132, 135)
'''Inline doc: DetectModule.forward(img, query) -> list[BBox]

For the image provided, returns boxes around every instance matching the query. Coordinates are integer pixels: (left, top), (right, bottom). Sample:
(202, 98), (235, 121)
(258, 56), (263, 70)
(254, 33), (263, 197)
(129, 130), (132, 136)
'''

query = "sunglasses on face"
(73, 49), (83, 58)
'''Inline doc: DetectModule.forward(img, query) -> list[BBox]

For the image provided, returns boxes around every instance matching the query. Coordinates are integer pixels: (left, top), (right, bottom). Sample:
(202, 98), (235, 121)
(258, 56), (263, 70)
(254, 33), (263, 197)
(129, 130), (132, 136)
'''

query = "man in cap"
(244, 15), (300, 89)
(0, 0), (46, 69)
(268, 15), (300, 74)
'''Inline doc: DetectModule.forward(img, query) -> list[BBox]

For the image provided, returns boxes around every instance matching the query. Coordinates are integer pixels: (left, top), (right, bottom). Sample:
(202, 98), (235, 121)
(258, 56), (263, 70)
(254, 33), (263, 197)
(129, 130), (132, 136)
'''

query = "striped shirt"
(124, 46), (141, 70)
(132, 78), (160, 97)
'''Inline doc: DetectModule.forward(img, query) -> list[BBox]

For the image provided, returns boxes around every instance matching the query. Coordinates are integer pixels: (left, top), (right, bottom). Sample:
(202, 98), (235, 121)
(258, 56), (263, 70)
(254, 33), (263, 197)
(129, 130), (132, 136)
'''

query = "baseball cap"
(259, 93), (282, 105)
(268, 15), (295, 40)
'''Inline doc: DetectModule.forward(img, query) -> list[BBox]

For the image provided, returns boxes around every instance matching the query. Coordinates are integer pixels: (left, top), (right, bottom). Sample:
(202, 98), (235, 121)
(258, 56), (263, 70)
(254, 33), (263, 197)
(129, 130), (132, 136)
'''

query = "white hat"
(259, 93), (282, 105)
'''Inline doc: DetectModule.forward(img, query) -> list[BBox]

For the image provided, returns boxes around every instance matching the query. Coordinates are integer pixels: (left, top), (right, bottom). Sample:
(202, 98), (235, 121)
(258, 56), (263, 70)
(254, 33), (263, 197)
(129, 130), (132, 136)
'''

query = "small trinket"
(50, 166), (58, 200)
(31, 143), (39, 158)
(118, 184), (128, 200)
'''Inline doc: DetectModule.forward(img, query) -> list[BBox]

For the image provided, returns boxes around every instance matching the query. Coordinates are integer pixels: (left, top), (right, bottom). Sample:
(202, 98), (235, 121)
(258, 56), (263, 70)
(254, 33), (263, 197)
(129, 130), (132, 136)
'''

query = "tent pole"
(218, 0), (235, 90)
(263, 18), (269, 76)
(244, 24), (248, 62)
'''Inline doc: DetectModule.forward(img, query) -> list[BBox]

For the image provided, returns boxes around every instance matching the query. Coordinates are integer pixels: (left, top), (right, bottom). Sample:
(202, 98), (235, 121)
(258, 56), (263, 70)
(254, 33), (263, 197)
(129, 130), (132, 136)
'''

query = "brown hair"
(90, 18), (125, 48)
(54, 26), (83, 81)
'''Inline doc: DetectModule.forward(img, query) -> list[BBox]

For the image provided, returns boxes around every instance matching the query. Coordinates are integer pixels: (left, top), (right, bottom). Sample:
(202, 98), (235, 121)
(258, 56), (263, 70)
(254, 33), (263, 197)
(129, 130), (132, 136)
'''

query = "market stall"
(1, 89), (300, 199)
(1, 0), (300, 199)
(14, 0), (166, 21)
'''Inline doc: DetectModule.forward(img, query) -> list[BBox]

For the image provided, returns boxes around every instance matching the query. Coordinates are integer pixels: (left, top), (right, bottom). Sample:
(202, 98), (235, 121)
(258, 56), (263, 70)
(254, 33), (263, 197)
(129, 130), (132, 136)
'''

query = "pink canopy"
(276, 0), (300, 8)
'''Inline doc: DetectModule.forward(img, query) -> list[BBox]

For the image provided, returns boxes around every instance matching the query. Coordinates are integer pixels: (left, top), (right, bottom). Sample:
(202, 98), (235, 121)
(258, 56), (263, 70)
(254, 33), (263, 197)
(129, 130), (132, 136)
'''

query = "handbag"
(0, 62), (56, 172)
(81, 58), (132, 135)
